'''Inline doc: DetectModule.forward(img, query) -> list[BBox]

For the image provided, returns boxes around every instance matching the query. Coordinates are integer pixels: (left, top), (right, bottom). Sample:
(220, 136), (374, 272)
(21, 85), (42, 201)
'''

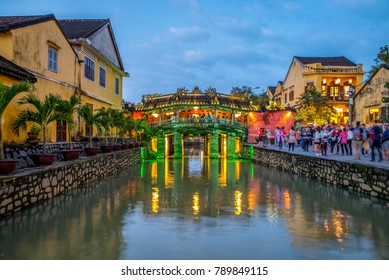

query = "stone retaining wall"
(0, 148), (143, 217)
(247, 145), (389, 201)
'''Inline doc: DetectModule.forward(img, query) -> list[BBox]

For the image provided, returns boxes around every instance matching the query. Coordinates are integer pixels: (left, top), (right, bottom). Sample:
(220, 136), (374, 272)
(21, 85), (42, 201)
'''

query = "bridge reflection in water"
(1, 158), (389, 259)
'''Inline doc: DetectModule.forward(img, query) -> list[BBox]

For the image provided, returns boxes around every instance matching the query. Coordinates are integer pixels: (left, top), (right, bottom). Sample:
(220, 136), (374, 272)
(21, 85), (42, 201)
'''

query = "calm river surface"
(1, 158), (389, 260)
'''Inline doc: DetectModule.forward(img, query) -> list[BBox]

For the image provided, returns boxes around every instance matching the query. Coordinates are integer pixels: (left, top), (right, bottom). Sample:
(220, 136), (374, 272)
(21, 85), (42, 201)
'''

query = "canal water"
(0, 157), (388, 260)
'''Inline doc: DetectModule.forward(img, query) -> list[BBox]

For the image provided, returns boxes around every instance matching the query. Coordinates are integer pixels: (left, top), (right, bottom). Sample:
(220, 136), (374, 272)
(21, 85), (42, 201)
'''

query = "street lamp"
(348, 86), (355, 125)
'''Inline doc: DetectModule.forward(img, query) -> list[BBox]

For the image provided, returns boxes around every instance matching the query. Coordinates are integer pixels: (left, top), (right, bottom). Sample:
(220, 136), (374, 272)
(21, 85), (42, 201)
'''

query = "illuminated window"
(369, 108), (380, 123)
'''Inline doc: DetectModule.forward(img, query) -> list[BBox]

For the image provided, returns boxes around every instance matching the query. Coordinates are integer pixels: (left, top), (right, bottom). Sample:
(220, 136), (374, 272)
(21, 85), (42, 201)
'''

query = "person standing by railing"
(288, 127), (297, 152)
(351, 121), (364, 160)
(382, 123), (389, 160)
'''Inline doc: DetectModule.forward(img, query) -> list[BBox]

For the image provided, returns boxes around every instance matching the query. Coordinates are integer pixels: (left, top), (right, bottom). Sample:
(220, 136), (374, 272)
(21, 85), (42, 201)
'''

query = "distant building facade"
(280, 56), (364, 124)
(353, 64), (389, 125)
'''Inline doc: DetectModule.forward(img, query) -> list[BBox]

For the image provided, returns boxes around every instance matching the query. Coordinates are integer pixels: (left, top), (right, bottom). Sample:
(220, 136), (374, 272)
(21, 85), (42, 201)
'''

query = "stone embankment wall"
(248, 146), (389, 201)
(0, 148), (142, 217)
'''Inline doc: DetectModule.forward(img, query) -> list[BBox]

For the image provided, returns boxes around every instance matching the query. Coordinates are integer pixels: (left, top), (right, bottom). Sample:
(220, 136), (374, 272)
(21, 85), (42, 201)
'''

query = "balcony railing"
(323, 93), (349, 102)
(149, 117), (248, 129)
(304, 65), (362, 74)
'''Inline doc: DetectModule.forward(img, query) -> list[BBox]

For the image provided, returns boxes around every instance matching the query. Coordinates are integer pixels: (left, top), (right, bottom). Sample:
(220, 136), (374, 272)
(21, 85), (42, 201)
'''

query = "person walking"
(313, 127), (322, 156)
(276, 127), (284, 149)
(370, 124), (383, 162)
(351, 121), (364, 160)
(347, 126), (353, 156)
(329, 126), (341, 155)
(381, 123), (389, 160)
(288, 127), (297, 152)
(339, 128), (349, 155)
(320, 127), (330, 156)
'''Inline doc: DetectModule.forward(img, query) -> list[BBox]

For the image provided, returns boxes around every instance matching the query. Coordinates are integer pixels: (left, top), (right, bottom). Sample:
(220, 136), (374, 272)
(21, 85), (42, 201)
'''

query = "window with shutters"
(48, 47), (58, 72)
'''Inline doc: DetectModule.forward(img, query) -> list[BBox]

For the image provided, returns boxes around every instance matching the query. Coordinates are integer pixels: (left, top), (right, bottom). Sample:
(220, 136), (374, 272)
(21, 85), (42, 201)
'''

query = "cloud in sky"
(2, 0), (389, 103)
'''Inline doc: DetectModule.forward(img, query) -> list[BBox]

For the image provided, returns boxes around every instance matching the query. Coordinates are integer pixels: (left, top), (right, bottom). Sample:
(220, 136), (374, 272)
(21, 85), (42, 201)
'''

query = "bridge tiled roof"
(137, 92), (254, 111)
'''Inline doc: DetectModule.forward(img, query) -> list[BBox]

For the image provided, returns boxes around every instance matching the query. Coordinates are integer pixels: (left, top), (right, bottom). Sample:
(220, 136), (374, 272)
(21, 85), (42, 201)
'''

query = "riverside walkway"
(251, 142), (389, 170)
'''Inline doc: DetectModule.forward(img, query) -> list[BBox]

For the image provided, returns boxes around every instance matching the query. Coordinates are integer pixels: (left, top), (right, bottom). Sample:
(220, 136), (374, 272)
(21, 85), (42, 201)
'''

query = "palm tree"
(11, 93), (62, 154)
(95, 107), (114, 145)
(77, 104), (102, 148)
(131, 118), (151, 142)
(56, 92), (82, 149)
(0, 81), (32, 160)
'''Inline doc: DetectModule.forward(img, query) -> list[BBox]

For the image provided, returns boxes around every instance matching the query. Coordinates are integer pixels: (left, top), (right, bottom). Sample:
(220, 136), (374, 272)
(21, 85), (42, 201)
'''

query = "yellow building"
(0, 14), (128, 143)
(281, 56), (364, 125)
(353, 64), (389, 125)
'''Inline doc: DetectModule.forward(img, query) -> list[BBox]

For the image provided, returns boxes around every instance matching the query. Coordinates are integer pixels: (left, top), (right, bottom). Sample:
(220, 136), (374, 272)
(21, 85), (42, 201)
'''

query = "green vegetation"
(0, 81), (32, 160)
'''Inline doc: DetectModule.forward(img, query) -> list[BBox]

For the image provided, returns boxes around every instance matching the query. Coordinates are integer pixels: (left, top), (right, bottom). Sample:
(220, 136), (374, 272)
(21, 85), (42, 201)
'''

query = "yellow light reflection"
(331, 210), (349, 243)
(151, 187), (159, 213)
(283, 190), (291, 211)
(151, 162), (157, 184)
(192, 192), (200, 215)
(234, 190), (242, 215)
(219, 158), (227, 187)
(235, 161), (241, 180)
(164, 159), (174, 189)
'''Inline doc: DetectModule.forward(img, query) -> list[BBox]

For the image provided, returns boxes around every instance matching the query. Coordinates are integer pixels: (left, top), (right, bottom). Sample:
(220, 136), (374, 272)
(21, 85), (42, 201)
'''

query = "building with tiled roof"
(0, 14), (128, 143)
(281, 56), (365, 124)
(353, 64), (389, 124)
(0, 55), (36, 83)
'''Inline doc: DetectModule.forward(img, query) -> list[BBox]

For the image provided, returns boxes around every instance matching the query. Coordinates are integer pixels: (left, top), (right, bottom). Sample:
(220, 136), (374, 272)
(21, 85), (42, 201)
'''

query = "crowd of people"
(257, 122), (389, 162)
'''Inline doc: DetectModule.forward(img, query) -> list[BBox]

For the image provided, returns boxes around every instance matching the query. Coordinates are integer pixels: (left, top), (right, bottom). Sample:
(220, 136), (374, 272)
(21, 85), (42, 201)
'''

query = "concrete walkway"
(251, 142), (389, 170)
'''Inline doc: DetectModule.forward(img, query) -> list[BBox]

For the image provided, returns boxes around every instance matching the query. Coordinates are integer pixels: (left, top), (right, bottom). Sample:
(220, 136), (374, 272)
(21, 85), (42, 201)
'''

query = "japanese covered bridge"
(133, 87), (294, 159)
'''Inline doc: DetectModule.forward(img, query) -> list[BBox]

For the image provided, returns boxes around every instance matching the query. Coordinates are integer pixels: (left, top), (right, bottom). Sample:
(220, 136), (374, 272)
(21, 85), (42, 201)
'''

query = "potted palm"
(0, 82), (32, 175)
(26, 124), (41, 145)
(96, 107), (114, 153)
(56, 92), (82, 160)
(11, 93), (62, 166)
(78, 104), (102, 156)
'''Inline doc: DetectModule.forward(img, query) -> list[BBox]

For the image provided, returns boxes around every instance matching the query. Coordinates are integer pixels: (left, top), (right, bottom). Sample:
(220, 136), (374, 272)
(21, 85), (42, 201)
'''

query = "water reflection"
(0, 158), (389, 260)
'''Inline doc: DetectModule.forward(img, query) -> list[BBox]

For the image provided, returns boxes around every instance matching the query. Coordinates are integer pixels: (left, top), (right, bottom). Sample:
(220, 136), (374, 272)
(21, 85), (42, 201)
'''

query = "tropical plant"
(11, 93), (63, 153)
(295, 87), (336, 125)
(0, 81), (32, 160)
(95, 107), (114, 144)
(77, 104), (103, 147)
(131, 118), (151, 142)
(56, 92), (82, 149)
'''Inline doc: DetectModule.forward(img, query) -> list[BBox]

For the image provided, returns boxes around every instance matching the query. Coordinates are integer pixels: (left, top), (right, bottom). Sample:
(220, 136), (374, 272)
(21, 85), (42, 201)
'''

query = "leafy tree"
(230, 85), (253, 99)
(266, 100), (285, 111)
(0, 81), (32, 160)
(295, 87), (336, 125)
(368, 45), (389, 79)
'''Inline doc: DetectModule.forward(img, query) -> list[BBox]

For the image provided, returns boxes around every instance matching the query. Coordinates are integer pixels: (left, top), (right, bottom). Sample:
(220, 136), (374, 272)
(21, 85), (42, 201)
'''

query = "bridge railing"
(149, 118), (248, 128)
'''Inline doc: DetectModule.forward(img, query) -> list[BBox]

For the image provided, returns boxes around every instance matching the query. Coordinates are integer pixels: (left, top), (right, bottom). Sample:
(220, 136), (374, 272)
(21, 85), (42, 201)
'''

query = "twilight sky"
(2, 0), (389, 103)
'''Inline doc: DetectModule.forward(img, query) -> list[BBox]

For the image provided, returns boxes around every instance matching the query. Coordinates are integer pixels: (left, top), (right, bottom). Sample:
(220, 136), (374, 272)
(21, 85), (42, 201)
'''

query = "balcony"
(304, 65), (363, 74)
(323, 93), (349, 102)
